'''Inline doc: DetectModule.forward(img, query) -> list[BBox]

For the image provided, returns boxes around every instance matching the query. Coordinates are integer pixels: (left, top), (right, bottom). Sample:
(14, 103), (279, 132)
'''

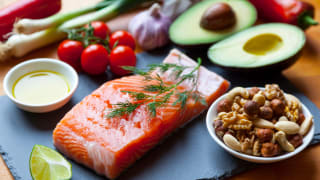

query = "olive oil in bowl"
(12, 71), (70, 105)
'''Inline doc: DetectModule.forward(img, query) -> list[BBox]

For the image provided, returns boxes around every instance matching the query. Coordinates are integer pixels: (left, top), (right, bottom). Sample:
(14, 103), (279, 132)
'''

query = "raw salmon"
(53, 49), (230, 179)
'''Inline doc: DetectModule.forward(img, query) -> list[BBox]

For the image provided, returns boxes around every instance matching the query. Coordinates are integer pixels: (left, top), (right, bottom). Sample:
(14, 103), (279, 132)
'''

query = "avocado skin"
(209, 49), (303, 73)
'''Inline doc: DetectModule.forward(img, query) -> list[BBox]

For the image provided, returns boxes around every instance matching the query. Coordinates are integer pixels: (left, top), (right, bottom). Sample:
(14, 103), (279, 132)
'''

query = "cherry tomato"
(57, 40), (84, 71)
(109, 30), (136, 50)
(81, 44), (109, 75)
(109, 45), (136, 76)
(85, 21), (110, 39)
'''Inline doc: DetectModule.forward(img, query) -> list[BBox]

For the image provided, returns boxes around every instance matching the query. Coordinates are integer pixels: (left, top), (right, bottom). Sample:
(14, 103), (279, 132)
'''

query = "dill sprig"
(148, 63), (189, 79)
(121, 91), (150, 100)
(148, 90), (175, 116)
(106, 102), (141, 118)
(122, 66), (148, 76)
(106, 58), (207, 118)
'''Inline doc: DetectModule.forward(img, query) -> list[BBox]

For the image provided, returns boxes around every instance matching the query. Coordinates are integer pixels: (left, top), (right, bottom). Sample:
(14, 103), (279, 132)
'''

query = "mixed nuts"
(214, 84), (313, 157)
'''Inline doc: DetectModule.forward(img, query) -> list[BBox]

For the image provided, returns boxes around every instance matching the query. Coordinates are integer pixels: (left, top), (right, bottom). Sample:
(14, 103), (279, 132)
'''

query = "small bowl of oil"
(3, 58), (78, 113)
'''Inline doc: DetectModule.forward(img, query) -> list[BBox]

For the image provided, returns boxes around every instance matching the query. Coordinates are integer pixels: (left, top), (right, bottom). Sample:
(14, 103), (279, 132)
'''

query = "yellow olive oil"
(12, 71), (70, 105)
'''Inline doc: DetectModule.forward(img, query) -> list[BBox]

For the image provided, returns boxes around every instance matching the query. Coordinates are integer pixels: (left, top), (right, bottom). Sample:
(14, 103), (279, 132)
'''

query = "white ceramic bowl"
(206, 87), (314, 163)
(3, 58), (78, 113)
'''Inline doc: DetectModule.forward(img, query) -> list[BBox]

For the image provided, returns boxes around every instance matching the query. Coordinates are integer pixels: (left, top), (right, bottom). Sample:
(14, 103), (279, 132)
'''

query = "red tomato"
(109, 30), (136, 50)
(81, 44), (109, 75)
(85, 21), (110, 39)
(57, 40), (84, 71)
(109, 45), (136, 76)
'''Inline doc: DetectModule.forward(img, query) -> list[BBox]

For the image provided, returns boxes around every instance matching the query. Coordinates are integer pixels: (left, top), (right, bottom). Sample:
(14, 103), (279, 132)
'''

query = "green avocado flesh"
(169, 0), (257, 46)
(208, 23), (306, 69)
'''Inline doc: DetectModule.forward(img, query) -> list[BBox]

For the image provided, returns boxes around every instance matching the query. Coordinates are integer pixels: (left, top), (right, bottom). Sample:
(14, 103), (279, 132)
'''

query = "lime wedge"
(29, 145), (72, 180)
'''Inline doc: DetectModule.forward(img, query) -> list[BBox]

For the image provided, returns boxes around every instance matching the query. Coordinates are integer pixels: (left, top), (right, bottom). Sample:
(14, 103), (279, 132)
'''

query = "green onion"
(0, 0), (155, 62)
(0, 28), (65, 62)
(14, 0), (115, 34)
(58, 0), (154, 30)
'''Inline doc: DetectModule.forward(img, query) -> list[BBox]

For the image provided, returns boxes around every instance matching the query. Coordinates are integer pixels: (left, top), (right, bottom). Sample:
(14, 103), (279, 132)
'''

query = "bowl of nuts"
(206, 84), (314, 163)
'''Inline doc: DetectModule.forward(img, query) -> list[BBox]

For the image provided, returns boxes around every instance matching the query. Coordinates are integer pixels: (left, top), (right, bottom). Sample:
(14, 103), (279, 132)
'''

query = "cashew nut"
(226, 87), (249, 101)
(253, 92), (265, 106)
(253, 118), (275, 129)
(275, 131), (295, 152)
(299, 116), (313, 136)
(275, 121), (300, 135)
(223, 134), (241, 151)
(278, 116), (289, 121)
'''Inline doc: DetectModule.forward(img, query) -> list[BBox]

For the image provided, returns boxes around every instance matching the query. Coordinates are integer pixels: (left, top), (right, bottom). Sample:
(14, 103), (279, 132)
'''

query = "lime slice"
(29, 145), (72, 180)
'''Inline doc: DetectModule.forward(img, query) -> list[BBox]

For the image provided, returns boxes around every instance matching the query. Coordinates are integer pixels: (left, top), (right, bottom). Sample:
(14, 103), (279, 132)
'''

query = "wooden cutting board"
(1, 0), (320, 179)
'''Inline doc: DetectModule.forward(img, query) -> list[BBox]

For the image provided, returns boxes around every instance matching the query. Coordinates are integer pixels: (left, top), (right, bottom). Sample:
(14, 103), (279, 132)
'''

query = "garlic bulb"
(128, 3), (172, 50)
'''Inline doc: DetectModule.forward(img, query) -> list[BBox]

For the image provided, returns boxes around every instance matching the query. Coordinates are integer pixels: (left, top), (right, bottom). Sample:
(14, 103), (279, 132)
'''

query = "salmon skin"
(53, 49), (230, 179)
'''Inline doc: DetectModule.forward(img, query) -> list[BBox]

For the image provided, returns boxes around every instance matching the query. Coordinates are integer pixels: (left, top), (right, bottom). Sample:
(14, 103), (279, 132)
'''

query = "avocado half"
(169, 0), (257, 47)
(208, 23), (306, 72)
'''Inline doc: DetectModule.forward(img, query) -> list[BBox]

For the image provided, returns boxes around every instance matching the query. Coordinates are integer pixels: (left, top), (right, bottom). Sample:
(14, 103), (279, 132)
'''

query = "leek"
(14, 0), (115, 34)
(0, 0), (155, 62)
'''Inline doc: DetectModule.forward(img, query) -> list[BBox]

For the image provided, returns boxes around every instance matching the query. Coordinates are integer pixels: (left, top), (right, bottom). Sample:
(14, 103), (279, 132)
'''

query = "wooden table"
(1, 0), (320, 179)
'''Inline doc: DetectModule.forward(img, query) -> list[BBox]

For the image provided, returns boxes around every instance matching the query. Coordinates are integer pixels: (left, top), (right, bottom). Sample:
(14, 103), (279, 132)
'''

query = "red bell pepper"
(0, 0), (61, 41)
(249, 0), (318, 29)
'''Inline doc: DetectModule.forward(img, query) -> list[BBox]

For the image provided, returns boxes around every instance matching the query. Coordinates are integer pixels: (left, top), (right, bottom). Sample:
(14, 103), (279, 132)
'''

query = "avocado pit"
(200, 2), (236, 30)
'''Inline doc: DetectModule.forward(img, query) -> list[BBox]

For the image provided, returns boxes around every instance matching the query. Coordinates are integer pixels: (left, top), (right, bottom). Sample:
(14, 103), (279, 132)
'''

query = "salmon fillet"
(53, 49), (230, 179)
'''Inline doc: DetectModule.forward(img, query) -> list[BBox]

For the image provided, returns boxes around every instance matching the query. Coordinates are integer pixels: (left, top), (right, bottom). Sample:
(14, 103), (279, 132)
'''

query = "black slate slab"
(1, 46), (320, 180)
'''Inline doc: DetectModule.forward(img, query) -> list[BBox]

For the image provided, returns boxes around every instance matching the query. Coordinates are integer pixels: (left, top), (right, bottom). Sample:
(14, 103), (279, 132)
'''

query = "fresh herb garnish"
(148, 63), (189, 79)
(173, 91), (188, 107)
(121, 90), (150, 100)
(106, 58), (207, 118)
(106, 102), (141, 118)
(122, 66), (149, 76)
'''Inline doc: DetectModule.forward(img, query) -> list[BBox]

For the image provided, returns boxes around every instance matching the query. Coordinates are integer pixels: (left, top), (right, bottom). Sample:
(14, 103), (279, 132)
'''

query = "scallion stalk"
(58, 0), (154, 30)
(0, 28), (65, 62)
(14, 0), (115, 34)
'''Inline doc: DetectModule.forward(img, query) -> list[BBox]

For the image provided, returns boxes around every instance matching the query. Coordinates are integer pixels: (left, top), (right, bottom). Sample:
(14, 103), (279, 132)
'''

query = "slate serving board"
(1, 46), (320, 180)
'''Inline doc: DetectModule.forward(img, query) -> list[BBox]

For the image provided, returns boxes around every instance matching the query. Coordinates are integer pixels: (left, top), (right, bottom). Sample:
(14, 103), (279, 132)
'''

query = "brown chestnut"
(271, 99), (285, 115)
(256, 128), (273, 142)
(297, 112), (305, 125)
(214, 120), (226, 138)
(244, 100), (260, 116)
(214, 119), (224, 131)
(249, 87), (260, 98)
(288, 134), (303, 148)
(217, 99), (232, 113)
(261, 143), (280, 157)
(259, 106), (273, 120)
(200, 2), (236, 30)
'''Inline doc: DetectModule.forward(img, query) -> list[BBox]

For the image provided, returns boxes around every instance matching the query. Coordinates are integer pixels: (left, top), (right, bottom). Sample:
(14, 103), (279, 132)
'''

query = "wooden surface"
(1, 0), (320, 179)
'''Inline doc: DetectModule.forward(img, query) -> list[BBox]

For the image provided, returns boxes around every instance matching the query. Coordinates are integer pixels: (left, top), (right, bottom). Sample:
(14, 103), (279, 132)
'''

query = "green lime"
(29, 145), (72, 180)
